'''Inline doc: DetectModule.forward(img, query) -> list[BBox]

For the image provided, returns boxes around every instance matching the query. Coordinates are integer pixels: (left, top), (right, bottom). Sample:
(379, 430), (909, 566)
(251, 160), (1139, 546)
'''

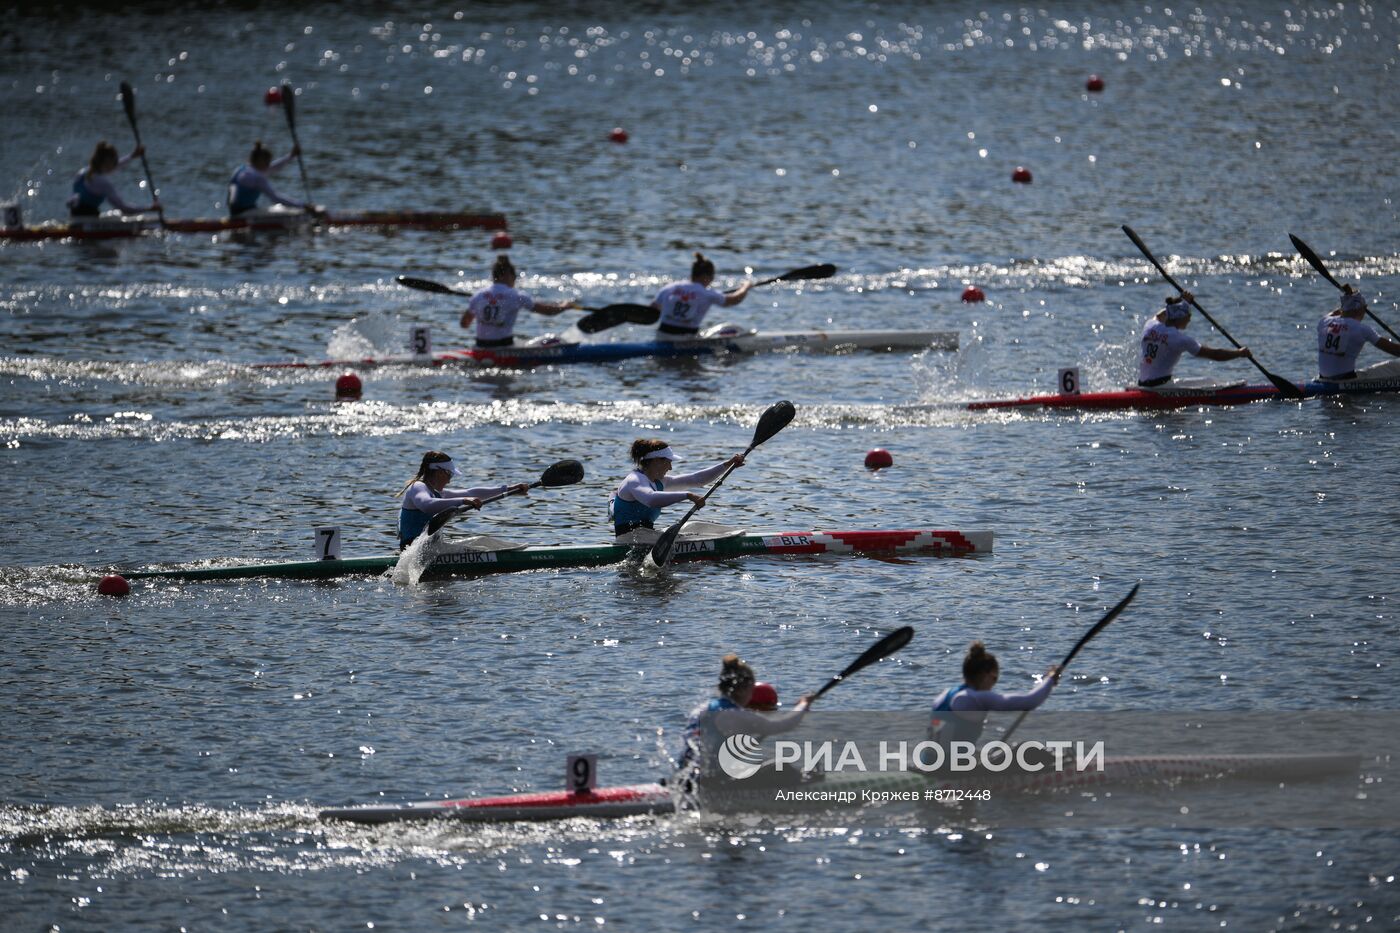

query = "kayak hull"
(120, 529), (992, 583)
(319, 754), (1360, 825)
(321, 784), (674, 824)
(254, 330), (959, 369)
(2, 210), (505, 242)
(963, 375), (1400, 412)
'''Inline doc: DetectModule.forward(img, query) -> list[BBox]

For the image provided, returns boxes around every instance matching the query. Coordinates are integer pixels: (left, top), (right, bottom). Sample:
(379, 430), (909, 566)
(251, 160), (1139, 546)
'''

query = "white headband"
(641, 446), (679, 462)
(427, 458), (462, 476)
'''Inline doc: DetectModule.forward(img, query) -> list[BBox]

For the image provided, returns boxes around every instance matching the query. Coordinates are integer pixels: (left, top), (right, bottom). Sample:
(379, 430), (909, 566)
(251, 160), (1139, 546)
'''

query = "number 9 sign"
(566, 753), (597, 794)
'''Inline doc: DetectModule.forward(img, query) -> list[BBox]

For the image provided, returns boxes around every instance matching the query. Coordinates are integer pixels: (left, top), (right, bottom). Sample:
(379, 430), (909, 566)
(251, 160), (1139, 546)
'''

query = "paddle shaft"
(999, 584), (1140, 747)
(281, 84), (315, 204)
(1124, 226), (1304, 399)
(658, 448), (749, 536)
(424, 481), (536, 536)
(1291, 234), (1400, 342)
(119, 83), (163, 219)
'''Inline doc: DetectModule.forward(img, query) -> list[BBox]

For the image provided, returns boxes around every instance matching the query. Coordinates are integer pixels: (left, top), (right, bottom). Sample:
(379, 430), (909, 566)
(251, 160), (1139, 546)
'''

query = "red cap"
(748, 682), (779, 710)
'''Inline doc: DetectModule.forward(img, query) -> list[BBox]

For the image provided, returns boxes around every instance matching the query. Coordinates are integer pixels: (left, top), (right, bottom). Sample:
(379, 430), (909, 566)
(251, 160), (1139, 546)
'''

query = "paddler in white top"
(397, 450), (528, 549)
(680, 654), (813, 778)
(609, 438), (744, 538)
(227, 141), (313, 217)
(653, 252), (753, 337)
(1138, 293), (1252, 387)
(1317, 286), (1400, 381)
(929, 641), (1061, 748)
(67, 141), (160, 218)
(461, 256), (578, 348)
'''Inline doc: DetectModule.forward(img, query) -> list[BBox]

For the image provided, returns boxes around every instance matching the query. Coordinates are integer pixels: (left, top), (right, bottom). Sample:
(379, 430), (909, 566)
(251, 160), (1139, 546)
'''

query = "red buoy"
(1086, 74), (1105, 93)
(609, 127), (629, 144)
(490, 232), (513, 250)
(97, 574), (131, 597)
(864, 448), (894, 470)
(961, 285), (986, 303)
(1011, 166), (1033, 184)
(264, 86), (283, 106)
(335, 372), (363, 399)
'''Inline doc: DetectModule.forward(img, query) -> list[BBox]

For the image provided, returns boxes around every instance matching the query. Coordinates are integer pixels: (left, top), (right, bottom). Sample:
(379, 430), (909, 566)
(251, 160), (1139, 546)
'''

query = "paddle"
(396, 275), (657, 334)
(751, 263), (837, 288)
(1290, 233), (1400, 342)
(425, 459), (584, 536)
(647, 400), (796, 568)
(280, 82), (316, 207)
(118, 81), (164, 222)
(812, 626), (915, 701)
(998, 584), (1140, 749)
(1123, 226), (1305, 400)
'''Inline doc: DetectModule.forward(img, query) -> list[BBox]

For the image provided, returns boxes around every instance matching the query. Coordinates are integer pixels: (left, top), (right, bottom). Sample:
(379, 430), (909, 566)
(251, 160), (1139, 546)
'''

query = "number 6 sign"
(1058, 367), (1081, 396)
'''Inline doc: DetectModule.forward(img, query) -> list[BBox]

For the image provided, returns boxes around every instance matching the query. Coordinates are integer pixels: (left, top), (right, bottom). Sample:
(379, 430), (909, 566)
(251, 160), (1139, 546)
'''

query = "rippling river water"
(3, 1), (1399, 929)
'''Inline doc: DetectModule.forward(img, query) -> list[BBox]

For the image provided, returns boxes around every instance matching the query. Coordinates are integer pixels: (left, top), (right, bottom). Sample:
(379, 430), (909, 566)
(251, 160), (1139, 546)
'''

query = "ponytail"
(691, 251), (715, 281)
(492, 255), (516, 283)
(718, 653), (756, 698)
(962, 640), (999, 684)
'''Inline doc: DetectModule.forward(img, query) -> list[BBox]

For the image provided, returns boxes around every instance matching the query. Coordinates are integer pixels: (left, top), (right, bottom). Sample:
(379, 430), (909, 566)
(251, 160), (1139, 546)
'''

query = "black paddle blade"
(779, 263), (836, 282)
(647, 520), (685, 569)
(814, 625), (915, 699)
(750, 400), (796, 448)
(281, 82), (296, 123)
(1290, 233), (1344, 290)
(539, 459), (585, 487)
(575, 304), (658, 334)
(396, 275), (462, 296)
(119, 81), (137, 121)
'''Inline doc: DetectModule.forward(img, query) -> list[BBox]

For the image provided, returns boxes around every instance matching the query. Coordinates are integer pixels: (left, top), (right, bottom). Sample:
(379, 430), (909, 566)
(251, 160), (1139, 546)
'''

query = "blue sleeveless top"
(70, 171), (105, 211)
(227, 166), (262, 214)
(610, 476), (663, 534)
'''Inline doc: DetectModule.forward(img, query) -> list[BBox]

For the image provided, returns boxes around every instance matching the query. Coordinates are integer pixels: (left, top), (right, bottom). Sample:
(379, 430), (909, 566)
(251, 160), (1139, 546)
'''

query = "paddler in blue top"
(609, 438), (745, 538)
(929, 641), (1061, 747)
(227, 141), (314, 217)
(653, 252), (753, 337)
(397, 451), (528, 549)
(67, 141), (160, 218)
(680, 654), (813, 778)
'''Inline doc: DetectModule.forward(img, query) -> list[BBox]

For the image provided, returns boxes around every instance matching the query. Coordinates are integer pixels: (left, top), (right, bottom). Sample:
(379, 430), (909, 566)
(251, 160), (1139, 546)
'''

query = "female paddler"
(227, 141), (312, 216)
(652, 252), (753, 336)
(67, 141), (160, 218)
(679, 654), (813, 778)
(398, 451), (528, 549)
(609, 439), (744, 538)
(461, 256), (578, 347)
(929, 641), (1061, 747)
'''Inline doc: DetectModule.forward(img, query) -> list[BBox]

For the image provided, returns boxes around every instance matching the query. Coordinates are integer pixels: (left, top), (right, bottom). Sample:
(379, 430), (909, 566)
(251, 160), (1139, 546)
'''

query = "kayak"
(321, 784), (674, 824)
(319, 753), (1360, 825)
(253, 329), (959, 369)
(1, 209), (506, 242)
(960, 371), (1400, 413)
(119, 528), (993, 583)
